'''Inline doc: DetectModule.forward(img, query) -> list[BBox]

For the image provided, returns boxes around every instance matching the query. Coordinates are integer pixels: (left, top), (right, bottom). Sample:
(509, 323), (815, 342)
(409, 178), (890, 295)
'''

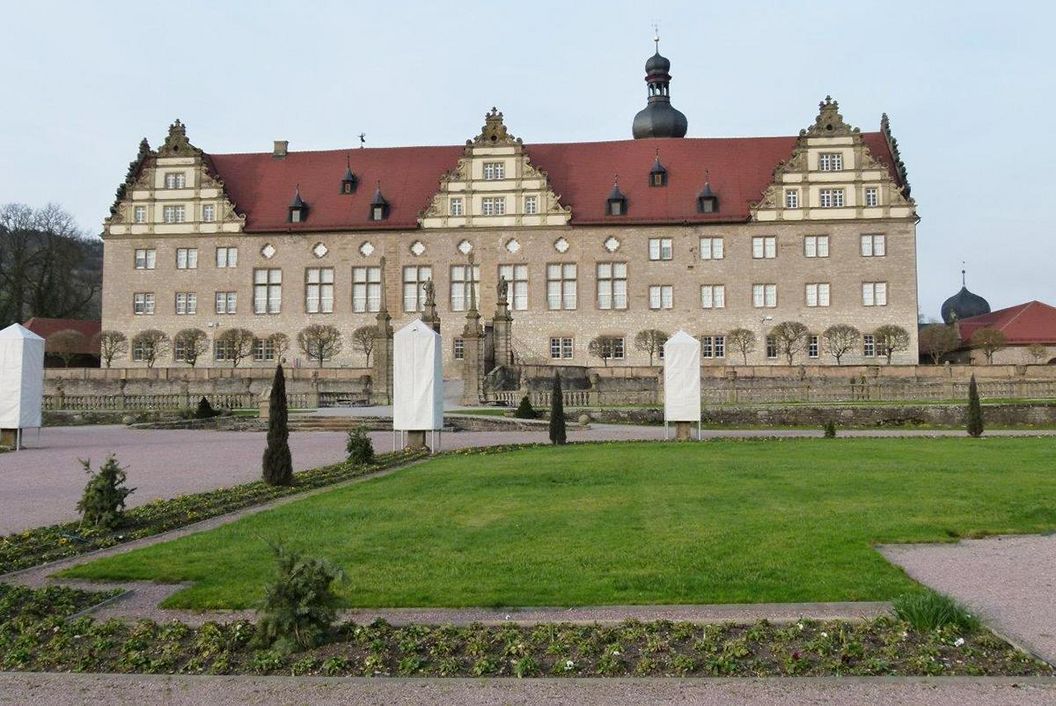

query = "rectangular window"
(305, 267), (334, 313)
(861, 234), (886, 257)
(766, 335), (778, 359)
(134, 248), (156, 270)
(549, 336), (573, 359)
(254, 268), (282, 314)
(162, 205), (186, 223)
(176, 248), (198, 269)
(214, 339), (232, 362)
(164, 172), (186, 189)
(819, 188), (845, 208)
(202, 204), (216, 222)
(648, 285), (673, 310)
(699, 237), (724, 260)
(133, 292), (155, 315)
(784, 189), (800, 208)
(215, 291), (237, 314)
(215, 247), (238, 268)
(402, 265), (432, 312)
(753, 283), (777, 308)
(818, 153), (843, 171)
(806, 283), (830, 307)
(483, 162), (505, 180)
(700, 284), (725, 309)
(804, 235), (829, 258)
(253, 338), (275, 362)
(481, 196), (506, 216)
(449, 264), (481, 311)
(752, 236), (777, 259)
(175, 292), (197, 315)
(865, 186), (879, 207)
(546, 263), (577, 310)
(352, 266), (382, 313)
(863, 334), (876, 357)
(648, 238), (673, 261)
(131, 341), (147, 362)
(524, 195), (538, 215)
(133, 206), (147, 224)
(449, 197), (463, 216)
(700, 335), (726, 359)
(498, 264), (528, 311)
(862, 282), (888, 307)
(596, 262), (628, 310)
(808, 335), (820, 358)
(453, 337), (465, 360)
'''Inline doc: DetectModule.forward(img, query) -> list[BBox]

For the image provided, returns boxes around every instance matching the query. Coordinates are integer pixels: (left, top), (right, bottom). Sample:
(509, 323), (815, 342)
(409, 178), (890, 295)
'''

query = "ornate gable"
(420, 108), (571, 229)
(751, 97), (916, 223)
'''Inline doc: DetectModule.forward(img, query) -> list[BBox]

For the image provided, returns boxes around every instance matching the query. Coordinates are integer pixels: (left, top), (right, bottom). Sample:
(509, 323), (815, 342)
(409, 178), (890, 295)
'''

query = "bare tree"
(918, 323), (961, 364)
(634, 329), (668, 366)
(268, 332), (290, 363)
(587, 336), (622, 367)
(873, 325), (911, 365)
(770, 321), (809, 365)
(216, 328), (256, 368)
(96, 330), (128, 368)
(1027, 343), (1048, 364)
(352, 325), (377, 366)
(970, 327), (1007, 365)
(822, 324), (861, 365)
(131, 329), (170, 369)
(173, 328), (209, 367)
(47, 329), (85, 368)
(727, 328), (756, 365)
(298, 324), (343, 367)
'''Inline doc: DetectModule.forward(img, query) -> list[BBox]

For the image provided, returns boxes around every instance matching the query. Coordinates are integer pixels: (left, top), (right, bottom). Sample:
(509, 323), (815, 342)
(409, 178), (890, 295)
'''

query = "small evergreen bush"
(76, 455), (135, 529)
(346, 427), (375, 465)
(549, 372), (566, 445)
(966, 374), (984, 438)
(823, 421), (837, 438)
(514, 395), (538, 419)
(195, 396), (219, 419)
(893, 591), (979, 632)
(254, 543), (345, 654)
(262, 365), (293, 486)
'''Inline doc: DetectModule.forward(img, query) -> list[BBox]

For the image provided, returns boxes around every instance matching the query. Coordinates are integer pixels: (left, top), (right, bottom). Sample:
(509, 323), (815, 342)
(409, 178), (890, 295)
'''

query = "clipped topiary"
(549, 372), (566, 445)
(76, 455), (135, 529)
(195, 396), (219, 419)
(967, 374), (984, 438)
(262, 365), (293, 486)
(514, 394), (538, 420)
(254, 542), (345, 654)
(346, 426), (375, 465)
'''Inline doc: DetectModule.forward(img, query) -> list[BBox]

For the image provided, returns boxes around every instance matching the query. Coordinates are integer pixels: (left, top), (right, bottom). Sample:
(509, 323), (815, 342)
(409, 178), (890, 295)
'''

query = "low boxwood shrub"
(196, 397), (221, 419)
(514, 395), (538, 420)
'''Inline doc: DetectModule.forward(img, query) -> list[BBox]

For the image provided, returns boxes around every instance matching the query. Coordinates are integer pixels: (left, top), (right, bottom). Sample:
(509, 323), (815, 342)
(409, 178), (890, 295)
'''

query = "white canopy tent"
(0, 323), (45, 449)
(663, 330), (701, 439)
(392, 319), (443, 449)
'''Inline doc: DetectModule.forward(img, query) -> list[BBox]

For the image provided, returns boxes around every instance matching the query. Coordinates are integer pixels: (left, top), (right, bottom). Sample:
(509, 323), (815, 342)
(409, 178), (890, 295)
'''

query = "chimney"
(273, 140), (288, 159)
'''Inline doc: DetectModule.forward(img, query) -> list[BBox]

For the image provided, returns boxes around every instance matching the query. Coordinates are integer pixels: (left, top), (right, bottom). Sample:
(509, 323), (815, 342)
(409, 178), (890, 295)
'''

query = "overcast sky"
(2, 0), (1053, 320)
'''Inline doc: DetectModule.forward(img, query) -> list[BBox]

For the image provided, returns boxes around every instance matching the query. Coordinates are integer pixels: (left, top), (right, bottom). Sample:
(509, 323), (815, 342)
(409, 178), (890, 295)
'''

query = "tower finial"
(962, 260), (966, 287)
(652, 23), (659, 50)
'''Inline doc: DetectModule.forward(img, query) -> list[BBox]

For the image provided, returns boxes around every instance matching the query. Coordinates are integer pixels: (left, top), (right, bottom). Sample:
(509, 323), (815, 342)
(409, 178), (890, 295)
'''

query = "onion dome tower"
(941, 268), (991, 324)
(632, 33), (688, 139)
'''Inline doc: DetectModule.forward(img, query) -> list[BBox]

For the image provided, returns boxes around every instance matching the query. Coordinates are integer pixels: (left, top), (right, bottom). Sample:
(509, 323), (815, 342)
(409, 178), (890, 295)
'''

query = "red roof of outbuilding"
(957, 301), (1056, 345)
(206, 132), (899, 232)
(22, 318), (101, 355)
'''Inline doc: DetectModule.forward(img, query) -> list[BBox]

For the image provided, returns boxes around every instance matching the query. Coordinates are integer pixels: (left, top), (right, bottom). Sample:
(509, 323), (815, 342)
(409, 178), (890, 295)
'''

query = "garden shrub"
(514, 395), (538, 420)
(195, 396), (220, 419)
(254, 542), (345, 654)
(967, 374), (984, 438)
(346, 427), (375, 465)
(76, 454), (135, 530)
(823, 421), (837, 438)
(262, 365), (293, 486)
(893, 591), (979, 632)
(549, 373), (566, 445)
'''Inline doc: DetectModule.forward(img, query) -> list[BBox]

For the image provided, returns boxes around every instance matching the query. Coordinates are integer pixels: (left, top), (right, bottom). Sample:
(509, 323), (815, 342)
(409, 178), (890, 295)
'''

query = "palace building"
(101, 43), (919, 369)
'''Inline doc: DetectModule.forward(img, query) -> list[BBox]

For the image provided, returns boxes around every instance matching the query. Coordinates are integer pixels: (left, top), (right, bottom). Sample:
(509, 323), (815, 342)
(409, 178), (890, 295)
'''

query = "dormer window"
(370, 183), (389, 221)
(818, 152), (843, 171)
(483, 162), (505, 180)
(340, 158), (358, 194)
(288, 188), (308, 223)
(697, 182), (719, 213)
(649, 154), (668, 187)
(606, 178), (627, 216)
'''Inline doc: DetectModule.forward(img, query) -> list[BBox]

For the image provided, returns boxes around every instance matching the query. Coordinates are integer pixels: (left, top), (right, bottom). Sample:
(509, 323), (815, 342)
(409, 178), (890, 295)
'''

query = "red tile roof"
(957, 301), (1056, 345)
(23, 318), (102, 355)
(206, 133), (900, 232)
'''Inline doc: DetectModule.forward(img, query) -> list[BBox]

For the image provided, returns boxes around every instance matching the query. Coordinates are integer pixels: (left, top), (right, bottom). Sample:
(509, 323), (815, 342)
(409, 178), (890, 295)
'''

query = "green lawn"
(64, 438), (1056, 609)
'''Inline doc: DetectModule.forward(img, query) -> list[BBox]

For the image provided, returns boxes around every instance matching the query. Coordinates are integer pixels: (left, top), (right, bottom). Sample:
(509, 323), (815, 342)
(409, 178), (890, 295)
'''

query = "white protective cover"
(0, 324), (45, 429)
(663, 330), (701, 423)
(392, 319), (444, 431)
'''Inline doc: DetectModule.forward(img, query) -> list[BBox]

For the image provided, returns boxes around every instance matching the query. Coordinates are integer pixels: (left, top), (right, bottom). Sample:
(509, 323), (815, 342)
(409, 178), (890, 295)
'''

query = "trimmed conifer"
(262, 364), (293, 485)
(549, 372), (566, 445)
(966, 374), (984, 438)
(514, 394), (538, 419)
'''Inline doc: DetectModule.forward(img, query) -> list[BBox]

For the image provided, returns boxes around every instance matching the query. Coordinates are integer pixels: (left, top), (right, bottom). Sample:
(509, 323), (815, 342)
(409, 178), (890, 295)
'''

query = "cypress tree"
(263, 364), (294, 485)
(549, 371), (566, 445)
(966, 374), (984, 438)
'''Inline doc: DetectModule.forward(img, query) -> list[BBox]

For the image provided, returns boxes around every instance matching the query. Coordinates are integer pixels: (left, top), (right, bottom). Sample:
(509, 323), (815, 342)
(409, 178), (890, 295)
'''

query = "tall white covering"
(0, 324), (45, 429)
(392, 319), (443, 431)
(663, 330), (701, 423)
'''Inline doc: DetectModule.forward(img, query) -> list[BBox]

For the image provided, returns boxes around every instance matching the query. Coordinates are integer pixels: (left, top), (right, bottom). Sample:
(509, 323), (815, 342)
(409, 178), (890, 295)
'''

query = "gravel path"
(3, 673), (1055, 705)
(882, 534), (1056, 665)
